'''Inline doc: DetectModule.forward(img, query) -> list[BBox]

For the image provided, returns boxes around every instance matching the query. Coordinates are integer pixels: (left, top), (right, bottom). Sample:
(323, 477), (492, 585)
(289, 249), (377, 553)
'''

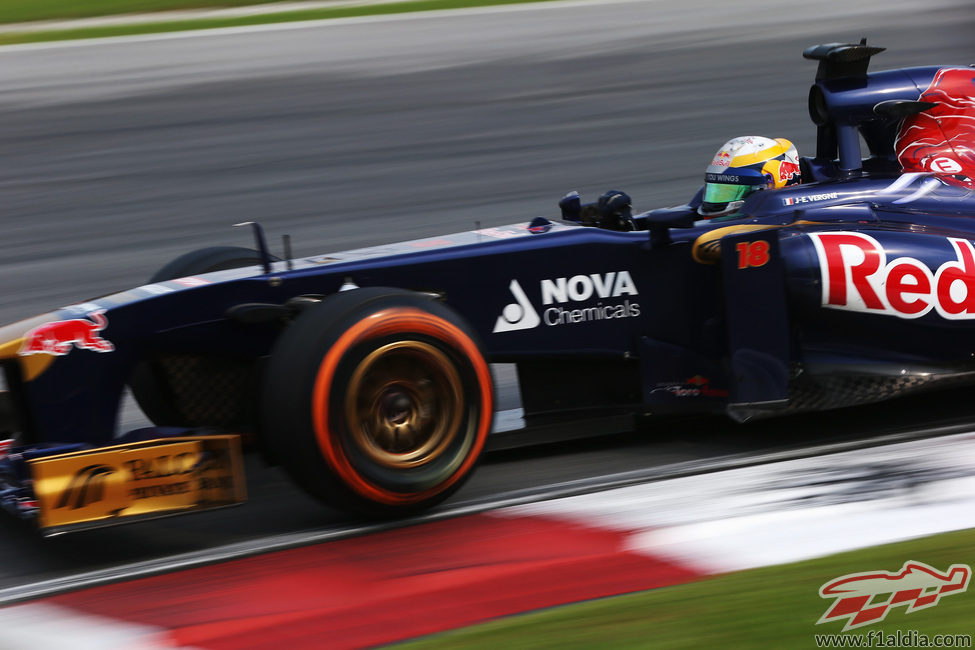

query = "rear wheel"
(147, 246), (270, 283)
(262, 288), (493, 516)
(129, 246), (270, 426)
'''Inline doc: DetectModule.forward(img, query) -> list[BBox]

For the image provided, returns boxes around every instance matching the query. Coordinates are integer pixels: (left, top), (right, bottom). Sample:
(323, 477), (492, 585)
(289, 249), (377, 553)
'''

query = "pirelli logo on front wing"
(30, 436), (245, 530)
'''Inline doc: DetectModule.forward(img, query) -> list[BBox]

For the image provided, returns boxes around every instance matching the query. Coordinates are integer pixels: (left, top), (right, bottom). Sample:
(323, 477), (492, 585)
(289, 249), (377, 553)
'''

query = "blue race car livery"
(0, 41), (972, 534)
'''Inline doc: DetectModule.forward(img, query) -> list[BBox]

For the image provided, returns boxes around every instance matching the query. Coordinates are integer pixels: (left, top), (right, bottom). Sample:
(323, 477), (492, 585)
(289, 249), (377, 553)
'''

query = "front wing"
(1, 435), (245, 536)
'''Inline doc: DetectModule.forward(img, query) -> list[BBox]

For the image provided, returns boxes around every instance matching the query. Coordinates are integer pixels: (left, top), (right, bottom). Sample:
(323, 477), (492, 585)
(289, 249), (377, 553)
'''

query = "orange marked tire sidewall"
(311, 307), (493, 505)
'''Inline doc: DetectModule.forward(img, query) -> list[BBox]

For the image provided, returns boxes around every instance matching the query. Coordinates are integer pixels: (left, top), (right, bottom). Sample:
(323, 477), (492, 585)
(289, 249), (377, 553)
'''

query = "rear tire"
(130, 246), (271, 426)
(262, 288), (493, 516)
(148, 246), (269, 283)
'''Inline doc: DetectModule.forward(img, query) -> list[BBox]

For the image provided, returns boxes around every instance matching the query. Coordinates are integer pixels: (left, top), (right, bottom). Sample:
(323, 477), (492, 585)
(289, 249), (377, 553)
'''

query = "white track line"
(0, 603), (194, 650)
(504, 431), (975, 573)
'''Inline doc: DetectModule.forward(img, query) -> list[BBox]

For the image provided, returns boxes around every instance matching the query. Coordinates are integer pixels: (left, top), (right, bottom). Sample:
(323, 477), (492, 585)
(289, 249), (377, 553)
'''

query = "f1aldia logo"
(494, 271), (640, 333)
(817, 561), (970, 631)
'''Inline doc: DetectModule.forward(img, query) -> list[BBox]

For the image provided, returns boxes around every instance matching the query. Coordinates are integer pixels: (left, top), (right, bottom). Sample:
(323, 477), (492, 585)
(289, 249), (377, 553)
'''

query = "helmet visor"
(702, 181), (757, 206)
(700, 170), (768, 215)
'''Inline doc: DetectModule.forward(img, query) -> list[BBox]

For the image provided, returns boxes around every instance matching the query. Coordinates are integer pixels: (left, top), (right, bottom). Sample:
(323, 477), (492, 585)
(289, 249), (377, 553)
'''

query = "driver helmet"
(699, 136), (801, 216)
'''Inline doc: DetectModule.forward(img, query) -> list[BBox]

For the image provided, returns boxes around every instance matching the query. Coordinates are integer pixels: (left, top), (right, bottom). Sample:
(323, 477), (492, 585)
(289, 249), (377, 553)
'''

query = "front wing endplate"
(30, 435), (246, 534)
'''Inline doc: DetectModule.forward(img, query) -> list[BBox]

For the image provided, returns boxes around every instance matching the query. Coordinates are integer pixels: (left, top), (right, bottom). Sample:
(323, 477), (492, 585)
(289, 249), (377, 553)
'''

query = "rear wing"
(802, 40), (947, 178)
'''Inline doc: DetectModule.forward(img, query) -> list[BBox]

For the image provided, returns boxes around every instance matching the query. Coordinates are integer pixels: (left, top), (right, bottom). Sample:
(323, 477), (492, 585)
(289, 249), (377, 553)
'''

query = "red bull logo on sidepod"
(818, 561), (970, 631)
(810, 232), (975, 319)
(19, 310), (115, 356)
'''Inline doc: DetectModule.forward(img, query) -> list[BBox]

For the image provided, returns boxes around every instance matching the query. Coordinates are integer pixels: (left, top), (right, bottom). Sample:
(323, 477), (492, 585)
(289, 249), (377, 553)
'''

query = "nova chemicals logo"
(493, 279), (541, 332)
(56, 463), (117, 509)
(494, 271), (640, 333)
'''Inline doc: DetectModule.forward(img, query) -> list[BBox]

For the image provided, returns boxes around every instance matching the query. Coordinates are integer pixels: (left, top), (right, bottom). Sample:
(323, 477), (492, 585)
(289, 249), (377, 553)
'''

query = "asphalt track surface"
(0, 0), (973, 592)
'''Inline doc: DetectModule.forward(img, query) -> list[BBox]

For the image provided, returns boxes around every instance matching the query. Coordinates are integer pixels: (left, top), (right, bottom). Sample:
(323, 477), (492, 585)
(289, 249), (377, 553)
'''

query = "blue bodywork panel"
(2, 43), (974, 525)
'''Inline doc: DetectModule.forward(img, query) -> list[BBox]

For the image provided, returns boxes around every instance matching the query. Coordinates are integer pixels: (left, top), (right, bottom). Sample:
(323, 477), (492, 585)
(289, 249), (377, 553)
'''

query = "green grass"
(0, 0), (331, 24)
(399, 529), (975, 649)
(0, 0), (560, 46)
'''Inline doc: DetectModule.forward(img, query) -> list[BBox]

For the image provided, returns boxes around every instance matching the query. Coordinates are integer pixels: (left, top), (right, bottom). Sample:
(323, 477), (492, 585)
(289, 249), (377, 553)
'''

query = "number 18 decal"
(736, 240), (770, 269)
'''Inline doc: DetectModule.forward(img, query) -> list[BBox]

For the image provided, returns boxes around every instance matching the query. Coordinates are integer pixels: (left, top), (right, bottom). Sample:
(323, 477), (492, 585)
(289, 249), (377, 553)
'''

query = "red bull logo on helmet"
(710, 151), (733, 168)
(777, 160), (801, 183)
(19, 310), (115, 356)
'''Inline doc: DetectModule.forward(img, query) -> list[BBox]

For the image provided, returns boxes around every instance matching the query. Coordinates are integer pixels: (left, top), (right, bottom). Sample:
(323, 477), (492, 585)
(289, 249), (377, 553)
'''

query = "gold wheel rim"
(345, 340), (463, 469)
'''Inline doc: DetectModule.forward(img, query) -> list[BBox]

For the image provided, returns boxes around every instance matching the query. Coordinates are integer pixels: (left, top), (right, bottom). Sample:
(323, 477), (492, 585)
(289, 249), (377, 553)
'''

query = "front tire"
(262, 288), (493, 516)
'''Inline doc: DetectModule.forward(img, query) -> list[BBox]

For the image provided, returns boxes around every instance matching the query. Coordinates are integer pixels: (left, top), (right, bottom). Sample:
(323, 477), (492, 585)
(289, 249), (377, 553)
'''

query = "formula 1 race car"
(1, 42), (973, 534)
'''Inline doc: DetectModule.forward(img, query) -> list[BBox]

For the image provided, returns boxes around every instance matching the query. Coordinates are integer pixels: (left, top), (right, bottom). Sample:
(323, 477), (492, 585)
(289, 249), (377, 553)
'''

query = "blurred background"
(0, 0), (972, 324)
(0, 2), (974, 645)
